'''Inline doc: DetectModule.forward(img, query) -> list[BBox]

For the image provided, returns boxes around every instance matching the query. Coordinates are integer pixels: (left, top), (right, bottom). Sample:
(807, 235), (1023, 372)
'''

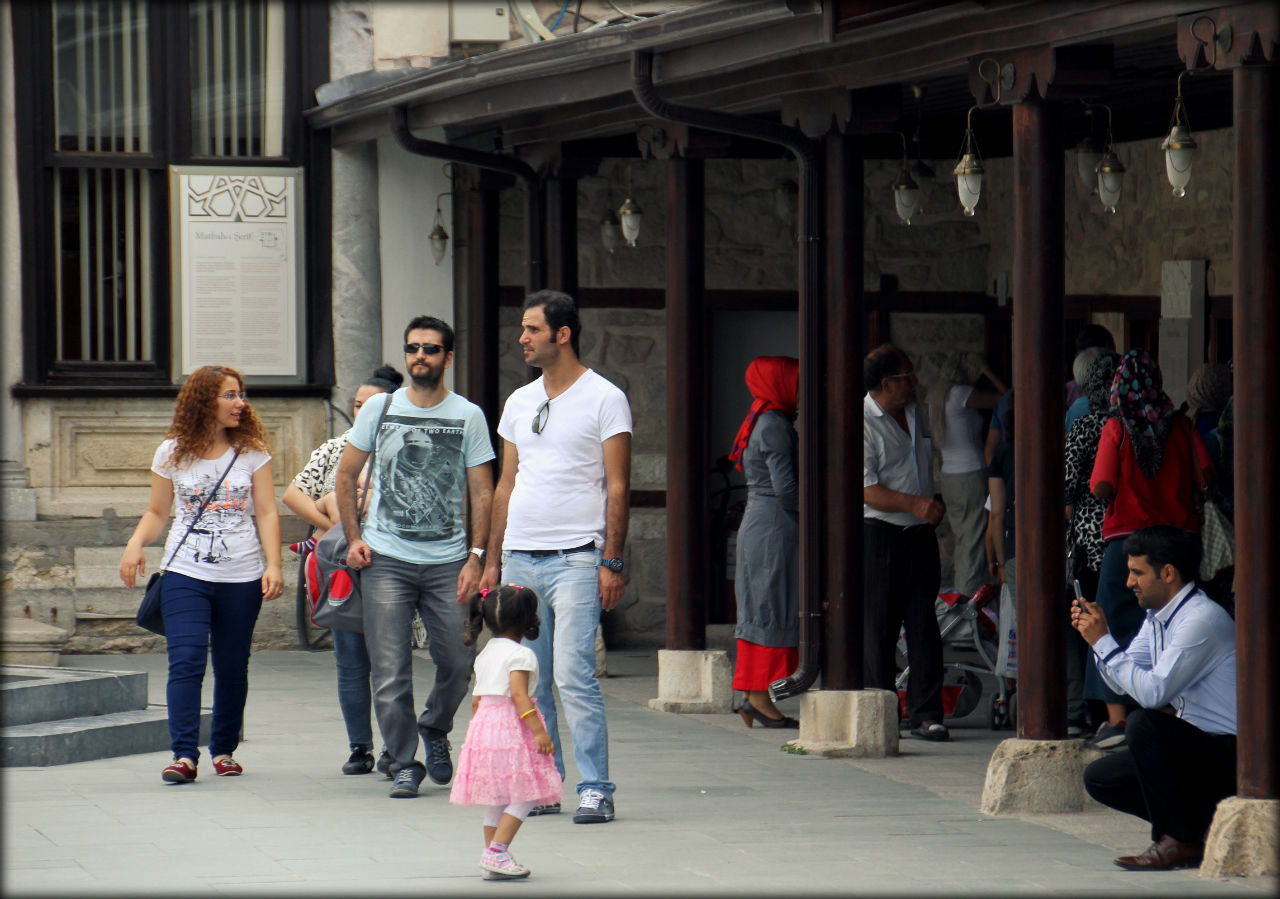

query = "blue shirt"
(347, 388), (494, 565)
(1064, 395), (1090, 431)
(1091, 583), (1236, 735)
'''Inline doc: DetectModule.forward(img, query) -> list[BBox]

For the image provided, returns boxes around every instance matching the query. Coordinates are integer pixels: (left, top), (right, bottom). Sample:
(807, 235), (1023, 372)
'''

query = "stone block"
(647, 649), (732, 713)
(980, 738), (1104, 814)
(0, 618), (71, 667)
(1201, 797), (1279, 879)
(787, 689), (898, 758)
(74, 546), (162, 589)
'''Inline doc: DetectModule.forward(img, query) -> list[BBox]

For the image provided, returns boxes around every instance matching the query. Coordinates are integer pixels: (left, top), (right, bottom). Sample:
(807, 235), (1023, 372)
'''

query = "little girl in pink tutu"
(450, 584), (563, 879)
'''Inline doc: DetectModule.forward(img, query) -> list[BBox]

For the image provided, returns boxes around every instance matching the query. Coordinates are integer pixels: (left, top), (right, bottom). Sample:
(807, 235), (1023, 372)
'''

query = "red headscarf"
(728, 356), (799, 471)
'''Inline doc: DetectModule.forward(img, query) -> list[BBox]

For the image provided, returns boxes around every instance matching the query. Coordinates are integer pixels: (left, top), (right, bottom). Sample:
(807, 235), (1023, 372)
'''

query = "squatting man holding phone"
(1070, 524), (1236, 871)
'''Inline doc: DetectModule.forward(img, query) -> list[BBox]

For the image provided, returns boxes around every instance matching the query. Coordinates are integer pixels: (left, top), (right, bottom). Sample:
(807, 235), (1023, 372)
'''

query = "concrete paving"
(3, 647), (1275, 897)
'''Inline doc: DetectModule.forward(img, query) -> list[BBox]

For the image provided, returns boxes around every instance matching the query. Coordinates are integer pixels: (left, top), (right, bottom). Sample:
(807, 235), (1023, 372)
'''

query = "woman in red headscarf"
(727, 356), (800, 727)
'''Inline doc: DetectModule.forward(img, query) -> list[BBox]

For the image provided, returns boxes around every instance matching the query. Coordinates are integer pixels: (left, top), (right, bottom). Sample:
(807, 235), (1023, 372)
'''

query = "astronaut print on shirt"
(374, 415), (464, 541)
(174, 469), (250, 566)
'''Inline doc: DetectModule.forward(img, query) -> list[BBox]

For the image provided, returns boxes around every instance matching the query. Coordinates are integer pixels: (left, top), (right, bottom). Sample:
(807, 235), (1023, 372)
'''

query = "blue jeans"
(160, 572), (262, 761)
(502, 547), (614, 798)
(332, 628), (373, 749)
(361, 553), (472, 774)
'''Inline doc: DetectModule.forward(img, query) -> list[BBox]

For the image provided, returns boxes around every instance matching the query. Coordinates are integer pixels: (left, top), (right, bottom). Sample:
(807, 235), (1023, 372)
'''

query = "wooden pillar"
(1011, 95), (1066, 740)
(546, 174), (579, 296)
(664, 155), (708, 650)
(463, 167), (503, 447)
(822, 131), (864, 689)
(1232, 61), (1278, 799)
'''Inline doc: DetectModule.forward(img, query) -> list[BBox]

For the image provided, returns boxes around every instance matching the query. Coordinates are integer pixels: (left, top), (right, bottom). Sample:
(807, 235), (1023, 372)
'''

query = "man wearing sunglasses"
(335, 315), (495, 799)
(481, 290), (632, 825)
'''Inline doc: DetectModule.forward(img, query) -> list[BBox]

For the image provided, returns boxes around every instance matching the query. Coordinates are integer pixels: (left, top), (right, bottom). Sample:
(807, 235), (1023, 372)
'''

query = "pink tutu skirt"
(449, 696), (563, 807)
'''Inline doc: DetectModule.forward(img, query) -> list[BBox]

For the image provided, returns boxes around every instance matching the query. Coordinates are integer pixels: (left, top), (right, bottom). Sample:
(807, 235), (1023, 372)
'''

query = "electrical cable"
(548, 0), (570, 33)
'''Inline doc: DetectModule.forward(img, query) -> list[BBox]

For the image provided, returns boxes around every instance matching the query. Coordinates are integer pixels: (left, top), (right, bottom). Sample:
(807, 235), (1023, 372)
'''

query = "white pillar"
(1159, 259), (1208, 408)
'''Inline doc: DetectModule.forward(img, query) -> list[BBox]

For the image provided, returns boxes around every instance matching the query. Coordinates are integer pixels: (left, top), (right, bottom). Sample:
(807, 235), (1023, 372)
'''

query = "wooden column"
(546, 173), (579, 296)
(1232, 60), (1278, 799)
(664, 155), (708, 650)
(1011, 94), (1066, 740)
(822, 131), (864, 689)
(463, 167), (504, 447)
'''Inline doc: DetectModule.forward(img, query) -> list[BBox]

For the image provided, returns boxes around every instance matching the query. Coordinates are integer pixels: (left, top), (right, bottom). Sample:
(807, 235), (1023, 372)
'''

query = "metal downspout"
(389, 106), (545, 292)
(630, 50), (823, 701)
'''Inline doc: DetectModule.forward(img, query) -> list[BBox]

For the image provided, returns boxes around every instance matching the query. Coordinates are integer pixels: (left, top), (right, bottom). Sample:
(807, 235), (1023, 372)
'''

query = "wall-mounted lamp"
(601, 203), (622, 253)
(617, 165), (643, 247)
(893, 132), (922, 225)
(1092, 104), (1124, 214)
(953, 58), (1005, 217)
(428, 164), (454, 265)
(1160, 71), (1197, 198)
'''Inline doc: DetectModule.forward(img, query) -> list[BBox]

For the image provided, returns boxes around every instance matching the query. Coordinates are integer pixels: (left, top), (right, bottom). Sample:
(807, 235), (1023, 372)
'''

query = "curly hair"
(165, 365), (269, 470)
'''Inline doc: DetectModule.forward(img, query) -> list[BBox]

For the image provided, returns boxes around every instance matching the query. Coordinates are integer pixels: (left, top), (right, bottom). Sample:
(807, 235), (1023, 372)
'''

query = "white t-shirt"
(472, 636), (539, 696)
(497, 369), (632, 550)
(347, 389), (495, 565)
(863, 394), (934, 527)
(939, 384), (986, 474)
(151, 440), (271, 583)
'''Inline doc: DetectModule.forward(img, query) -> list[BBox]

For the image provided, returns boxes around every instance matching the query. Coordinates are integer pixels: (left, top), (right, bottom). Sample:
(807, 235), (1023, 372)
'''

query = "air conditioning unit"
(450, 1), (511, 42)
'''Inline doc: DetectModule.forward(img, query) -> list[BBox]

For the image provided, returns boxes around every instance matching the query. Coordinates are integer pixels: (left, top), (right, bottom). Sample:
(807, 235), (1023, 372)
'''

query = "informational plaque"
(170, 166), (305, 381)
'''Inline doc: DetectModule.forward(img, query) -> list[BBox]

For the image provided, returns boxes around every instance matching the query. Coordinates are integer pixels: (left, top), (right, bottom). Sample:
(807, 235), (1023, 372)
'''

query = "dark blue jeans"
(161, 572), (262, 761)
(332, 628), (374, 749)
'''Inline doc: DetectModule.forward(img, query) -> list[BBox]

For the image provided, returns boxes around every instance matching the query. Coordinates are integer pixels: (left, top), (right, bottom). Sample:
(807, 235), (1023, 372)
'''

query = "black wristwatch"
(601, 557), (624, 574)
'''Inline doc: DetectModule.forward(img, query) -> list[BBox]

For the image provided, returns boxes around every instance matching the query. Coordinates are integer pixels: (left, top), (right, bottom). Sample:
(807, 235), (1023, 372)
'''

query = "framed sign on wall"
(170, 166), (306, 383)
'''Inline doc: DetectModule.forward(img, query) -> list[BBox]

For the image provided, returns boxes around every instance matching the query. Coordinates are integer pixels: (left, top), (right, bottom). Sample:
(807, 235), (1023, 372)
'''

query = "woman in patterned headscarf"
(728, 356), (800, 728)
(1085, 349), (1213, 749)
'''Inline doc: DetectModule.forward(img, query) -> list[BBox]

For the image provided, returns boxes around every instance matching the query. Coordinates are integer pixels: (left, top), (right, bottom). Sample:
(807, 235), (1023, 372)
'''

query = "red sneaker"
(212, 756), (243, 776)
(161, 758), (197, 783)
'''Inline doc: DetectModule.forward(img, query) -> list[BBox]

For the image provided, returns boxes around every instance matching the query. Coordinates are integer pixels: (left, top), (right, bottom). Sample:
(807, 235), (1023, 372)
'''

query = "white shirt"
(1092, 583), (1237, 735)
(472, 637), (539, 696)
(863, 394), (934, 526)
(939, 384), (985, 474)
(498, 369), (632, 550)
(152, 440), (271, 583)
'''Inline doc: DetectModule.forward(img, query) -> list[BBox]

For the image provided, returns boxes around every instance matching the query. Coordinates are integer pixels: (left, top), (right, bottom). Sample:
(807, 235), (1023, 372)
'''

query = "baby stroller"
(895, 583), (1015, 729)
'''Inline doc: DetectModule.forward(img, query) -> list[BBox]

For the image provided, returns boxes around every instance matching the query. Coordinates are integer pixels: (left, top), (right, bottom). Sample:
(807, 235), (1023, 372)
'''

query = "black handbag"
(136, 451), (240, 635)
(309, 394), (393, 632)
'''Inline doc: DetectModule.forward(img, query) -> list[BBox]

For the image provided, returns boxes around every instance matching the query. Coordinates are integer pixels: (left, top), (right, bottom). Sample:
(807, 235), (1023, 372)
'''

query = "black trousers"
(1083, 707), (1237, 843)
(863, 519), (943, 727)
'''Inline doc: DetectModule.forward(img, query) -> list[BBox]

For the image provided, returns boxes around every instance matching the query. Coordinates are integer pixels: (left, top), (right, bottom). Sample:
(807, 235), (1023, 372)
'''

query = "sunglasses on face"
(531, 398), (550, 435)
(219, 391), (247, 401)
(404, 343), (445, 356)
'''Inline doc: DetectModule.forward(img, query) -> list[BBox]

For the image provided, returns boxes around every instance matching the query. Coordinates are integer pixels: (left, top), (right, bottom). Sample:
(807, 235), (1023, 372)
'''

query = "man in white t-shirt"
(336, 315), (495, 799)
(481, 290), (632, 825)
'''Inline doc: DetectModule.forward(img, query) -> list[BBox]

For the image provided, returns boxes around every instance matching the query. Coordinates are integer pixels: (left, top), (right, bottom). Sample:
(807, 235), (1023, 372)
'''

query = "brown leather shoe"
(1114, 835), (1204, 870)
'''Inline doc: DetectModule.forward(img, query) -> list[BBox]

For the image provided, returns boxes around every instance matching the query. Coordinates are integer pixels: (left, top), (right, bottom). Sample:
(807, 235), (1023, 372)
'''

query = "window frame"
(12, 0), (332, 396)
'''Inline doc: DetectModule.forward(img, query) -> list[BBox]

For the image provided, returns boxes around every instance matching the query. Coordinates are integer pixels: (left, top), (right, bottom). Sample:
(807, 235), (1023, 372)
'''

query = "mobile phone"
(1072, 579), (1085, 608)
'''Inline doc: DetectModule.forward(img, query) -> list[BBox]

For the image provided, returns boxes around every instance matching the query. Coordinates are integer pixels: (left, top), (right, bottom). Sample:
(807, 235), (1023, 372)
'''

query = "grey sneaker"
(572, 789), (615, 824)
(389, 765), (424, 798)
(1092, 720), (1127, 749)
(376, 750), (393, 778)
(528, 803), (561, 817)
(425, 736), (453, 785)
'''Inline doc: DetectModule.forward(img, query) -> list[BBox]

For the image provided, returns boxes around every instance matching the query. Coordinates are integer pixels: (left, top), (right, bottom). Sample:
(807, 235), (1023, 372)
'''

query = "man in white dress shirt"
(1073, 524), (1237, 871)
(863, 344), (949, 741)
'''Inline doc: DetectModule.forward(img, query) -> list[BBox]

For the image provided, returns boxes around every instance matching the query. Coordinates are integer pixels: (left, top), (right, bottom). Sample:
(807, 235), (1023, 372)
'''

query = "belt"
(512, 541), (596, 558)
(864, 518), (930, 532)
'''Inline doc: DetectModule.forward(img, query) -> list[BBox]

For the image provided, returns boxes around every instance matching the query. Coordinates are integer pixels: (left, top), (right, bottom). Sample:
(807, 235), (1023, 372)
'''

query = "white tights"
(483, 800), (535, 827)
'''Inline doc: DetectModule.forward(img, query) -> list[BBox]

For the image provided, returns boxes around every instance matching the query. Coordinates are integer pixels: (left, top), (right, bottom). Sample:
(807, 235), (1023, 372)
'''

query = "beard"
(410, 367), (442, 390)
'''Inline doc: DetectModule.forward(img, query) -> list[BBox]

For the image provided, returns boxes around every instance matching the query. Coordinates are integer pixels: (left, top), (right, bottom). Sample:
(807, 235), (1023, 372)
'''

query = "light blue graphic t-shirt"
(346, 388), (494, 565)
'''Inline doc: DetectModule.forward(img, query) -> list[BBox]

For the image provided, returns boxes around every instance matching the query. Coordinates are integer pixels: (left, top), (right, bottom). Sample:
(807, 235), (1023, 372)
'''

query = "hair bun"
(365, 364), (404, 389)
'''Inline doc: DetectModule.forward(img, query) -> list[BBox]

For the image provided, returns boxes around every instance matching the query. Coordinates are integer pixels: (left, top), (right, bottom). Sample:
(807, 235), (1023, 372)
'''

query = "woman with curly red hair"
(119, 365), (283, 783)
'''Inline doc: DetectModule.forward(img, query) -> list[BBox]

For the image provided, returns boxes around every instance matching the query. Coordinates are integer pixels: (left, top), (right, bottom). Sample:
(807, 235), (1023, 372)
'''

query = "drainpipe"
(389, 106), (545, 292)
(630, 50), (823, 701)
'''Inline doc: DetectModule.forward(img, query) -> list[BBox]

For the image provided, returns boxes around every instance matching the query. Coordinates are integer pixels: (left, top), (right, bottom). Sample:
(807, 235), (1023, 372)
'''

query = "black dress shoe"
(735, 699), (799, 729)
(1114, 835), (1204, 870)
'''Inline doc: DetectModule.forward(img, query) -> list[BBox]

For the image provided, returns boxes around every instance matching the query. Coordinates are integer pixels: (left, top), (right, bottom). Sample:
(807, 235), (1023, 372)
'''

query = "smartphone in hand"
(1072, 579), (1086, 611)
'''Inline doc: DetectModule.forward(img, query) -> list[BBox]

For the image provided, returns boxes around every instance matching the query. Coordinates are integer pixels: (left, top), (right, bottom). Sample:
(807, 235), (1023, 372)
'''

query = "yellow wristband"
(519, 708), (536, 720)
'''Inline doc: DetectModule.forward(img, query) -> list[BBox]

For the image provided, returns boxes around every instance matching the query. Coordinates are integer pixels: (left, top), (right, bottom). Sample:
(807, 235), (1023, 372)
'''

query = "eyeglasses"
(531, 399), (550, 435)
(884, 370), (916, 382)
(218, 391), (247, 401)
(404, 342), (444, 356)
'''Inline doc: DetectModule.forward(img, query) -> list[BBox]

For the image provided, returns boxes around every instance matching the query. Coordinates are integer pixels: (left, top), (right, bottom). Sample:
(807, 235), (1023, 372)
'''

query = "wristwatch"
(601, 557), (624, 574)
(469, 546), (486, 564)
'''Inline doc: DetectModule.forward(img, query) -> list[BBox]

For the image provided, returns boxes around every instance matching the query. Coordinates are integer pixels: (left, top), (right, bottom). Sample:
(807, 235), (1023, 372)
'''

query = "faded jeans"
(502, 547), (614, 798)
(361, 553), (472, 775)
(332, 628), (373, 749)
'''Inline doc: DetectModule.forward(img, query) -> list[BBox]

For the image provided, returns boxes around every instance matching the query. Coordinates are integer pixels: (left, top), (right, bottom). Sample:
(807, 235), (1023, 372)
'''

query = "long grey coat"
(733, 411), (799, 647)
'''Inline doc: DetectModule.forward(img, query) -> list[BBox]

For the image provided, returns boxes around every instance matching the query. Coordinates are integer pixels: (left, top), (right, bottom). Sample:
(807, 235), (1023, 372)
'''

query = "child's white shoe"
(480, 849), (530, 879)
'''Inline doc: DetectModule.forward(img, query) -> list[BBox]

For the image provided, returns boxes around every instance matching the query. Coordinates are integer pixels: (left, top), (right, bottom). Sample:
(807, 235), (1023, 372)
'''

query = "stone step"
(1, 665), (148, 726)
(1, 705), (212, 767)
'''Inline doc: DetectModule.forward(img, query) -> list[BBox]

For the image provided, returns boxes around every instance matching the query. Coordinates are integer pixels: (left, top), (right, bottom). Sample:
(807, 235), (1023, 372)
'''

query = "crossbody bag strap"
(355, 393), (395, 522)
(161, 450), (241, 571)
